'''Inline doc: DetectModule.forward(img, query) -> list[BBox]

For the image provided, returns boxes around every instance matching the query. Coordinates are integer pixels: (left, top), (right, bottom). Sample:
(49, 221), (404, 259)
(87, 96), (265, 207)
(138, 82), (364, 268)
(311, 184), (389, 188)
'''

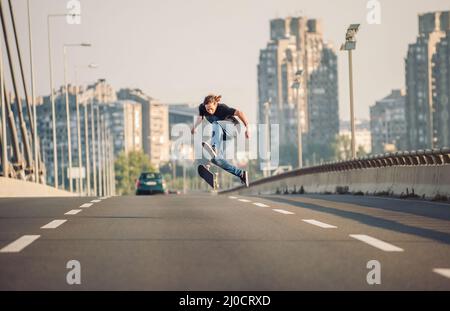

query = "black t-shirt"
(198, 103), (238, 124)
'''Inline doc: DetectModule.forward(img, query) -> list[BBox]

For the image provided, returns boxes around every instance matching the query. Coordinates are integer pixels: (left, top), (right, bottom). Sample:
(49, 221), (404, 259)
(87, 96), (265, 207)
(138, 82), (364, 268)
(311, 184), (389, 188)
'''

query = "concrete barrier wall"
(0, 177), (76, 197)
(224, 165), (450, 199)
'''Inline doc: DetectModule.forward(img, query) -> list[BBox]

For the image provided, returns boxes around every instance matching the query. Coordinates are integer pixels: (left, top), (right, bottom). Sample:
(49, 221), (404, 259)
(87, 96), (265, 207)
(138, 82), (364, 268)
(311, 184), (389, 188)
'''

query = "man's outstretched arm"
(234, 110), (250, 139)
(191, 116), (203, 134)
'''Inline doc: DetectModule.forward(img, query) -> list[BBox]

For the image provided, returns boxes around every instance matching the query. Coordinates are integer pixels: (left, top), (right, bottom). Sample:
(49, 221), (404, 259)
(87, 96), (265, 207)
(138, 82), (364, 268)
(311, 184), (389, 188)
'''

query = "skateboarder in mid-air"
(191, 94), (250, 187)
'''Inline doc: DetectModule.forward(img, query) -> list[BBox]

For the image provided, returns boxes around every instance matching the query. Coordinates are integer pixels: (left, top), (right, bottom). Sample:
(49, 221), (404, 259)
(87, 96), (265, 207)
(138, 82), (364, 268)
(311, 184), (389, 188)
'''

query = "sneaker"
(202, 142), (217, 159)
(240, 170), (249, 187)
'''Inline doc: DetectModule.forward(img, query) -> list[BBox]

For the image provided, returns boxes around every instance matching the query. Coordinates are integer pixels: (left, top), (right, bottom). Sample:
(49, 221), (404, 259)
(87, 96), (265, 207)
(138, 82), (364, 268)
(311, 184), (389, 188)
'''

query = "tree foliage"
(114, 150), (156, 195)
(332, 135), (352, 161)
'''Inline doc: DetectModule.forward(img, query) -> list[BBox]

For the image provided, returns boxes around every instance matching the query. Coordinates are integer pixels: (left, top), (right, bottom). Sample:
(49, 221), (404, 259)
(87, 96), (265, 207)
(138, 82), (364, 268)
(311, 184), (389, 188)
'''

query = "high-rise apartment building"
(432, 29), (450, 148)
(405, 11), (450, 149)
(168, 103), (197, 130)
(257, 16), (338, 166)
(37, 80), (140, 188)
(107, 100), (142, 155)
(117, 88), (169, 167)
(370, 90), (407, 154)
(307, 44), (339, 157)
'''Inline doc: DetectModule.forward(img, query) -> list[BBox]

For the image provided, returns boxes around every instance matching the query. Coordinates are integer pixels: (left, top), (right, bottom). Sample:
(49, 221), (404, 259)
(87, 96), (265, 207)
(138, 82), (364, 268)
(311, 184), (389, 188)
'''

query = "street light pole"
(341, 24), (360, 159)
(105, 122), (109, 196)
(97, 107), (102, 197)
(108, 132), (113, 196)
(27, 0), (38, 183)
(107, 132), (113, 196)
(292, 70), (303, 168)
(0, 37), (6, 178)
(75, 82), (82, 195)
(63, 43), (91, 194)
(263, 100), (271, 176)
(47, 16), (58, 188)
(172, 159), (176, 189)
(60, 143), (65, 187)
(63, 45), (73, 192)
(99, 114), (106, 197)
(348, 49), (356, 159)
(83, 97), (90, 196)
(47, 16), (59, 188)
(296, 86), (303, 169)
(80, 63), (98, 196)
(110, 134), (114, 196)
(111, 144), (116, 196)
(73, 68), (83, 195)
(91, 100), (97, 196)
(102, 116), (107, 196)
(104, 129), (109, 197)
(47, 14), (69, 189)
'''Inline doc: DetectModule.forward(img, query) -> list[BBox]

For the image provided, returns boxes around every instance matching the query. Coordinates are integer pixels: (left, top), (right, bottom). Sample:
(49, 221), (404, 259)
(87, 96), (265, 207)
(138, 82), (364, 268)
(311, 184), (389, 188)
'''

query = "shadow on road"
(263, 196), (450, 245)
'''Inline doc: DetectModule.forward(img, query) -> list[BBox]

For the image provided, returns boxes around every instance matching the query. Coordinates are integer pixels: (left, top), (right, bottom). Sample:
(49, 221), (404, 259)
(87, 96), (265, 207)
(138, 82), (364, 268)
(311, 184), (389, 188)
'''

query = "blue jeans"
(210, 121), (243, 178)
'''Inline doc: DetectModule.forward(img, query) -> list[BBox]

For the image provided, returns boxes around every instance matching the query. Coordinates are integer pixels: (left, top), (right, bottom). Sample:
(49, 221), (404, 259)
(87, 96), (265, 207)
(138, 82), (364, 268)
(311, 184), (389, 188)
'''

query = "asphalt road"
(0, 193), (449, 290)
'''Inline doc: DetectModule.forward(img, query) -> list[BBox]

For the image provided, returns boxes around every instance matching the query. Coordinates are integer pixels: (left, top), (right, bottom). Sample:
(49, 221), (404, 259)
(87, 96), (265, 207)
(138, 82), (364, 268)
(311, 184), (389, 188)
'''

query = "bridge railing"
(220, 148), (450, 195)
(312, 148), (450, 172)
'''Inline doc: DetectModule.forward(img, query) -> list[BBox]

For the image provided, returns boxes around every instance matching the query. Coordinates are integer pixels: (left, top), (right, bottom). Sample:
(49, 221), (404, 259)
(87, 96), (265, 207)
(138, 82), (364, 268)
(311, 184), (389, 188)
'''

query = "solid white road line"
(302, 219), (337, 229)
(65, 209), (82, 215)
(0, 235), (40, 253)
(41, 219), (67, 229)
(433, 268), (450, 279)
(79, 203), (93, 208)
(228, 196), (237, 199)
(238, 199), (251, 203)
(349, 234), (404, 252)
(90, 199), (101, 203)
(272, 209), (295, 215)
(253, 202), (269, 207)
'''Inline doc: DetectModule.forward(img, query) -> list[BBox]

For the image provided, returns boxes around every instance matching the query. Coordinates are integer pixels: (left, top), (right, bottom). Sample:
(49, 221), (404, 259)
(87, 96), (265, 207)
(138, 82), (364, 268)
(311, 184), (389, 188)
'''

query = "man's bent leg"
(211, 157), (243, 178)
(211, 121), (222, 151)
(210, 121), (243, 178)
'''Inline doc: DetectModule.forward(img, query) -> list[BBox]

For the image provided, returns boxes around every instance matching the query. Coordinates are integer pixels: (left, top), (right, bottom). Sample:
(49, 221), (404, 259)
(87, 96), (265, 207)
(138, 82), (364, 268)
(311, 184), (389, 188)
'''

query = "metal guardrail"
(310, 147), (450, 171)
(220, 148), (450, 194)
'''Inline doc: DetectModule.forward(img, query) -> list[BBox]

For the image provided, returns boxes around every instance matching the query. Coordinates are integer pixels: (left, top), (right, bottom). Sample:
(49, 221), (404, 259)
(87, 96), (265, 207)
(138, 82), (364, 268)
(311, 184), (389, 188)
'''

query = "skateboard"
(198, 164), (218, 190)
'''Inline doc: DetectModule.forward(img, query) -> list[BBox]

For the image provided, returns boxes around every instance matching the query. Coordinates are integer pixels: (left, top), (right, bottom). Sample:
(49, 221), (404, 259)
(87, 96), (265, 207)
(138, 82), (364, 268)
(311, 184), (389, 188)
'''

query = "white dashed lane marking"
(79, 203), (93, 208)
(349, 234), (404, 252)
(0, 235), (41, 253)
(272, 209), (295, 215)
(65, 209), (82, 215)
(238, 199), (251, 203)
(302, 219), (337, 229)
(228, 196), (237, 199)
(433, 269), (450, 279)
(41, 219), (67, 229)
(253, 202), (269, 207)
(90, 199), (101, 203)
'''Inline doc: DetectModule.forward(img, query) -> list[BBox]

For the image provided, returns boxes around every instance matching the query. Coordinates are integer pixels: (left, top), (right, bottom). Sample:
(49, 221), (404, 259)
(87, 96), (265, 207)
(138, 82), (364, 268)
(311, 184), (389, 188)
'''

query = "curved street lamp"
(340, 24), (360, 159)
(291, 69), (303, 168)
(63, 42), (92, 194)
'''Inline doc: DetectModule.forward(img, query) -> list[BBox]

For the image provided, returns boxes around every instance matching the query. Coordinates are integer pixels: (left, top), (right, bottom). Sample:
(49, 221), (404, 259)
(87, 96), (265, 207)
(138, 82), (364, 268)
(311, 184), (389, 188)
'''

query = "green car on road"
(135, 172), (166, 195)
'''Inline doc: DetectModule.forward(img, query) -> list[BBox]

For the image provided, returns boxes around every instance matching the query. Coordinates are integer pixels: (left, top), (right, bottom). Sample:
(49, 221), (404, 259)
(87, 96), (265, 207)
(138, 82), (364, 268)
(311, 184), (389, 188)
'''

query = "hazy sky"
(6, 0), (450, 123)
